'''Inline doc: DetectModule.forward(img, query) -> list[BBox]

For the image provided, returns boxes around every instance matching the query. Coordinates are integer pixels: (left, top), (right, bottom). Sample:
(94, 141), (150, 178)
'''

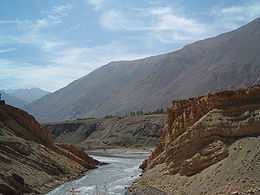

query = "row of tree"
(103, 108), (165, 119)
(76, 108), (166, 120)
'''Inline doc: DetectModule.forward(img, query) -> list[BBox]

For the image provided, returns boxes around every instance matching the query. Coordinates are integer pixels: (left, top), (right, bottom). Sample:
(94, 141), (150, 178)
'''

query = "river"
(47, 149), (151, 195)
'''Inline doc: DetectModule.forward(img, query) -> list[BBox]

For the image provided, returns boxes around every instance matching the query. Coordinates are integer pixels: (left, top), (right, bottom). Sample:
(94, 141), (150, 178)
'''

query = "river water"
(47, 150), (150, 195)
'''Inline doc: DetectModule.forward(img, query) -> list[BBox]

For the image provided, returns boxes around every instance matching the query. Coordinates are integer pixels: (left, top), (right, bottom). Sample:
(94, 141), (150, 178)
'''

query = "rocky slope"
(0, 101), (99, 195)
(129, 86), (260, 195)
(45, 114), (166, 149)
(25, 18), (260, 122)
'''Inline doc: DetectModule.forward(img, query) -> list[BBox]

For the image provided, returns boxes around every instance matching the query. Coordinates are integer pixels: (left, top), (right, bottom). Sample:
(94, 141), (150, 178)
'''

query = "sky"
(0, 0), (259, 92)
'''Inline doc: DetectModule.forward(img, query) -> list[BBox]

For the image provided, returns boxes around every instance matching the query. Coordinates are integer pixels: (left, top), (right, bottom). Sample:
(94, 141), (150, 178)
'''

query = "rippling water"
(47, 151), (149, 195)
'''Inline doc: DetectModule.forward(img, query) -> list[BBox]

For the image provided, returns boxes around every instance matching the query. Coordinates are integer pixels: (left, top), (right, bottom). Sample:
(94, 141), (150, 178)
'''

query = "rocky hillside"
(128, 86), (260, 195)
(45, 114), (166, 149)
(0, 101), (99, 195)
(25, 18), (260, 122)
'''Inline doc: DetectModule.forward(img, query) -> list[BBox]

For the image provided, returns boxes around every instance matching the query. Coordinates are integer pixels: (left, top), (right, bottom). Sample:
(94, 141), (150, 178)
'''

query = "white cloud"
(0, 60), (75, 91)
(0, 20), (23, 25)
(64, 23), (81, 34)
(0, 48), (16, 54)
(48, 43), (149, 76)
(153, 31), (196, 43)
(211, 1), (260, 29)
(155, 13), (206, 35)
(85, 0), (104, 10)
(52, 4), (72, 16)
(0, 3), (151, 92)
(150, 7), (171, 15)
(100, 7), (207, 43)
(24, 4), (72, 32)
(101, 10), (150, 31)
(100, 2), (259, 44)
(0, 4), (72, 52)
(0, 43), (149, 92)
(10, 34), (64, 52)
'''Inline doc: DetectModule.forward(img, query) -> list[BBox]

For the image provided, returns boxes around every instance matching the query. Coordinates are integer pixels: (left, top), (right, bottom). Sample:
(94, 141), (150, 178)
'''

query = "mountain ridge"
(25, 18), (260, 122)
(0, 90), (28, 108)
(2, 88), (50, 103)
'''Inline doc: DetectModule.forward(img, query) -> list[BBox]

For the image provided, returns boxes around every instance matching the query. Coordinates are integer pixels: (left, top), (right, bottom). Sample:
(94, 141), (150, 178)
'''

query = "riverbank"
(85, 148), (154, 159)
(46, 149), (151, 195)
(125, 186), (169, 195)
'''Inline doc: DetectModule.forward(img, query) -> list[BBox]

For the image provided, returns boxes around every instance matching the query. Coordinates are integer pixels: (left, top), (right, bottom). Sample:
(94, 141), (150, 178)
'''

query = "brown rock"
(142, 87), (260, 176)
(0, 104), (100, 195)
(0, 104), (53, 146)
(45, 114), (165, 149)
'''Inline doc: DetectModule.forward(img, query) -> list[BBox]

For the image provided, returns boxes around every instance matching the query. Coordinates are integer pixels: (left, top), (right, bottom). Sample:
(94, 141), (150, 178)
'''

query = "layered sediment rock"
(131, 87), (260, 195)
(0, 103), (99, 195)
(143, 86), (260, 174)
(45, 114), (165, 149)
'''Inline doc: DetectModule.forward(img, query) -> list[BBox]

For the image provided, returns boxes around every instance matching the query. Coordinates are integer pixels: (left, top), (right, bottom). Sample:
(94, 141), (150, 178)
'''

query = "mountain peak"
(2, 88), (50, 104)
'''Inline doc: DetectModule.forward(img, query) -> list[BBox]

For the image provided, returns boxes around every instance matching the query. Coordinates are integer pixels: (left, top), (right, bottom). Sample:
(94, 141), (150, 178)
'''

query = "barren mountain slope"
(24, 56), (165, 122)
(25, 18), (260, 122)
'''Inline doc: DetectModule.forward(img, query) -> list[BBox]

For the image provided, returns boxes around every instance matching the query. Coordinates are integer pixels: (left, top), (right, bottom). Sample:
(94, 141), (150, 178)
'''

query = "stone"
(142, 87), (260, 176)
(0, 103), (100, 194)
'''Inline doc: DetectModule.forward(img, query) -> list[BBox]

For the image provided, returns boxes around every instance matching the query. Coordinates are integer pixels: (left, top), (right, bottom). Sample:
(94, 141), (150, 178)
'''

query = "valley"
(0, 16), (259, 195)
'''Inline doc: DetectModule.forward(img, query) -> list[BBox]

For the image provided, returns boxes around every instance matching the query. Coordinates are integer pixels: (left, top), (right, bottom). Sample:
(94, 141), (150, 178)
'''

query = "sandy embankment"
(85, 148), (154, 159)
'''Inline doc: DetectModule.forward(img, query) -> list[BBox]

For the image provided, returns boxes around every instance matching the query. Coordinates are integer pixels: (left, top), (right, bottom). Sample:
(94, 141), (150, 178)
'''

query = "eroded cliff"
(130, 87), (260, 195)
(0, 102), (99, 195)
(45, 114), (165, 149)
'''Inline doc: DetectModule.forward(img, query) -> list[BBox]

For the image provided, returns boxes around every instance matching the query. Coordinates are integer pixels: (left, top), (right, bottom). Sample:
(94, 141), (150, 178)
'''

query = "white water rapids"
(47, 150), (150, 195)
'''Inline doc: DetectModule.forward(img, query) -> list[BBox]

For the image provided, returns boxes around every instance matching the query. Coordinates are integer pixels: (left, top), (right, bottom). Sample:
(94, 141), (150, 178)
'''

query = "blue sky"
(0, 0), (259, 92)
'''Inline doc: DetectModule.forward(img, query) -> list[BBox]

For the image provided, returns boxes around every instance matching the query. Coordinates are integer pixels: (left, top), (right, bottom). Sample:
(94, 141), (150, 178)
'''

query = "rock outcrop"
(130, 86), (260, 195)
(0, 103), (100, 195)
(45, 114), (165, 149)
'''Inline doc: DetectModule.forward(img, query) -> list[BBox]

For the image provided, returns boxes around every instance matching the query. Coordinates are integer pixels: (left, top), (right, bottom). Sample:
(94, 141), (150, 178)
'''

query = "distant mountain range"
(0, 88), (49, 108)
(0, 90), (28, 108)
(24, 18), (260, 122)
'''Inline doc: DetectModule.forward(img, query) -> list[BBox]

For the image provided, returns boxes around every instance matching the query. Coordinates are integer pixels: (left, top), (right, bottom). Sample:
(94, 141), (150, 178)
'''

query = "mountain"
(128, 86), (260, 195)
(25, 18), (260, 122)
(0, 100), (99, 194)
(2, 88), (50, 103)
(0, 90), (28, 108)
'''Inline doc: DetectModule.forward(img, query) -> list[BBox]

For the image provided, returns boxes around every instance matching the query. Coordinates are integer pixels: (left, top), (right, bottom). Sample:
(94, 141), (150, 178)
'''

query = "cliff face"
(0, 103), (99, 195)
(45, 114), (166, 149)
(131, 87), (260, 195)
(0, 103), (54, 146)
